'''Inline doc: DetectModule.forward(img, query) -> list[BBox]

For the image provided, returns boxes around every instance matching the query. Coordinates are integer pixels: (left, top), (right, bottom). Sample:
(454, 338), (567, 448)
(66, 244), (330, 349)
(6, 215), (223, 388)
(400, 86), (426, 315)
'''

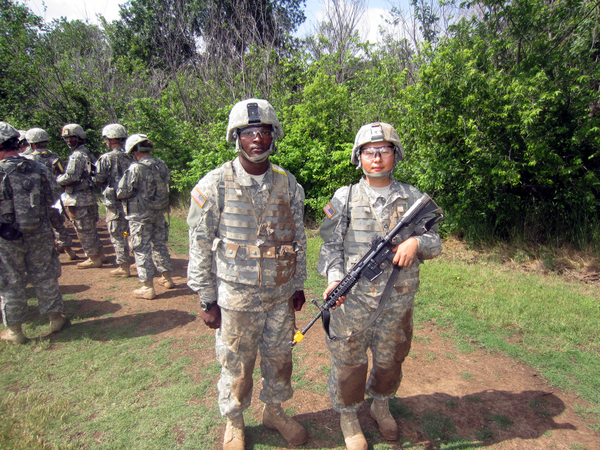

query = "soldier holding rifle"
(318, 123), (443, 450)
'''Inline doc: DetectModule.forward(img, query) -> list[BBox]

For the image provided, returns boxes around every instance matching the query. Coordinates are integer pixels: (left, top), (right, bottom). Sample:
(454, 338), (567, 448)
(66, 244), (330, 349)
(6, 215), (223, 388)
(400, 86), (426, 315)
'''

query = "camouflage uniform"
(26, 149), (73, 249)
(56, 145), (101, 257)
(318, 177), (442, 413)
(94, 147), (133, 264)
(116, 155), (172, 282)
(187, 156), (307, 417)
(0, 155), (63, 326)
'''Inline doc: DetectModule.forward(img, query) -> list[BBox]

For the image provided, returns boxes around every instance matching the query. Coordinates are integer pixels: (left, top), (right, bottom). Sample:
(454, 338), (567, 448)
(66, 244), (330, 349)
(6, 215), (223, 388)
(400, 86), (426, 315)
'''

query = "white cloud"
(25, 0), (123, 24)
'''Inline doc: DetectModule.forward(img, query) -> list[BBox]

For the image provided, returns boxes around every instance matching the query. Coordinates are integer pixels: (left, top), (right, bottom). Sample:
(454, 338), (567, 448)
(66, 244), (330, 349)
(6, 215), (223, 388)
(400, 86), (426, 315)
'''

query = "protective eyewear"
(240, 128), (273, 139)
(360, 146), (395, 160)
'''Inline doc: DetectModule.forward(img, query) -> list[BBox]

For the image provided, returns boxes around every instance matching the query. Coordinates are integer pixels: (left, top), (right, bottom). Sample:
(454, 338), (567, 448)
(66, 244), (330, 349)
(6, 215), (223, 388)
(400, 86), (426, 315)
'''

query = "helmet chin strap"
(357, 157), (395, 179)
(236, 138), (273, 163)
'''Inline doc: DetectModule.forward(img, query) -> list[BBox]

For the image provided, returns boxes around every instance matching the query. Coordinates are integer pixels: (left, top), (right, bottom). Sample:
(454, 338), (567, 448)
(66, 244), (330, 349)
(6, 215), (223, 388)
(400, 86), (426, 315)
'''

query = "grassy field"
(0, 216), (598, 449)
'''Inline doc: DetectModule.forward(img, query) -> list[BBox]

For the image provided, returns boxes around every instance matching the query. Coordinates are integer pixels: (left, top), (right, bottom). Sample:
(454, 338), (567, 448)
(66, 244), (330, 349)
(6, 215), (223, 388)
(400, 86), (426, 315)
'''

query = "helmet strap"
(236, 138), (273, 163)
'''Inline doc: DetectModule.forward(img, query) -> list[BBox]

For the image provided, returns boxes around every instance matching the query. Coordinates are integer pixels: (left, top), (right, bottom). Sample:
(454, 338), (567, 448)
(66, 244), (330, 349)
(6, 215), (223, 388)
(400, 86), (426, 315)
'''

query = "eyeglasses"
(360, 146), (395, 160)
(240, 128), (273, 139)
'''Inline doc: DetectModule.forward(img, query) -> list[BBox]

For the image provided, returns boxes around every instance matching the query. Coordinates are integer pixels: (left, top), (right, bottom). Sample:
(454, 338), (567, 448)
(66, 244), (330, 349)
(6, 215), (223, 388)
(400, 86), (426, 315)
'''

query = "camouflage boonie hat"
(351, 122), (404, 165)
(102, 123), (127, 139)
(26, 128), (50, 144)
(61, 123), (86, 139)
(226, 98), (284, 143)
(0, 122), (20, 146)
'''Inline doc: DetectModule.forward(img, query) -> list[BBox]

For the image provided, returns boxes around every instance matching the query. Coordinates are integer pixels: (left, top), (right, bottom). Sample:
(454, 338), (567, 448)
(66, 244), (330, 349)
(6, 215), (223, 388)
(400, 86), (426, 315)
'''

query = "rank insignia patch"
(192, 187), (207, 208)
(323, 202), (335, 219)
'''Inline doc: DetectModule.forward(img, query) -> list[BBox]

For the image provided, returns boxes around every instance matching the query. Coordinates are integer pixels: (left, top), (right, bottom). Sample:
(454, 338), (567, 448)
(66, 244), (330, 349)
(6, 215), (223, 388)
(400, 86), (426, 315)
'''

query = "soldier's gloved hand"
(291, 290), (306, 311)
(200, 306), (221, 329)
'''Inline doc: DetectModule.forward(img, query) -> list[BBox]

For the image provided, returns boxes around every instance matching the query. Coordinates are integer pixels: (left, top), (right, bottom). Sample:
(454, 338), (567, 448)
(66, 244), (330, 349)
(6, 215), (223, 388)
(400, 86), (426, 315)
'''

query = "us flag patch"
(323, 202), (336, 219)
(191, 187), (207, 207)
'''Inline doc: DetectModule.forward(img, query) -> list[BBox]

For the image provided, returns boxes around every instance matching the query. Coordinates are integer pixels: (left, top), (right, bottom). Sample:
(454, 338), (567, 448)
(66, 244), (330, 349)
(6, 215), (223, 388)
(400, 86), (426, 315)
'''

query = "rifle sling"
(322, 264), (402, 341)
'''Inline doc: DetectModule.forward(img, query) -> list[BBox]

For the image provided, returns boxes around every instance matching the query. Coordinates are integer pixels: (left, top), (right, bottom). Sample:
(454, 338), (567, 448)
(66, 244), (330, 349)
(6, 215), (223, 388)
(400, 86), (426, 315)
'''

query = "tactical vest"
(343, 182), (421, 299)
(214, 162), (296, 287)
(100, 149), (132, 210)
(63, 147), (94, 194)
(126, 158), (169, 213)
(0, 158), (45, 234)
(30, 151), (64, 177)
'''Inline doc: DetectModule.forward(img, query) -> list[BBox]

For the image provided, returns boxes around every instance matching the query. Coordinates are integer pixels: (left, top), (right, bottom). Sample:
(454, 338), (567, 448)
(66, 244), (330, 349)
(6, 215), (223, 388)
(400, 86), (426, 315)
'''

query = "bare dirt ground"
(53, 222), (600, 449)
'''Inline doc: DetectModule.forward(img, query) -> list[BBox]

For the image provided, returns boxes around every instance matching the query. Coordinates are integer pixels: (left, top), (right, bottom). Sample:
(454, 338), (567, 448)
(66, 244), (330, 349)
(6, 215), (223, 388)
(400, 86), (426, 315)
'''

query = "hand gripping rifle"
(290, 193), (445, 347)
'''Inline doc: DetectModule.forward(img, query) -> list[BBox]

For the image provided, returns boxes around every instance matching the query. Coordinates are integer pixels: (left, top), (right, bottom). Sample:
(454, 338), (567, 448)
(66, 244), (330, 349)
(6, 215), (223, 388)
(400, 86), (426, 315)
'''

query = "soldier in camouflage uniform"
(25, 127), (78, 261)
(318, 123), (442, 450)
(116, 134), (174, 299)
(187, 99), (308, 450)
(57, 124), (106, 269)
(0, 122), (69, 345)
(95, 124), (133, 277)
(17, 130), (31, 154)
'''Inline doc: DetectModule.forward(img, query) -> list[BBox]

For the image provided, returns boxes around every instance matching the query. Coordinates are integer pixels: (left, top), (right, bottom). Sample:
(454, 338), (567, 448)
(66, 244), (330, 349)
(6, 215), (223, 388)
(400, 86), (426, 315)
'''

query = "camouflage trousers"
(216, 296), (295, 417)
(48, 207), (73, 248)
(0, 225), (63, 326)
(106, 215), (130, 265)
(326, 293), (415, 413)
(66, 204), (101, 257)
(129, 213), (172, 282)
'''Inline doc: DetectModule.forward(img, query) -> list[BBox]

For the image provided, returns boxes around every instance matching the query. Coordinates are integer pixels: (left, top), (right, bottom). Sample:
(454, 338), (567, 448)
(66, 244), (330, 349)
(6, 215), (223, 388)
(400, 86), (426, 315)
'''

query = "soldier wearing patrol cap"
(95, 123), (134, 277)
(25, 127), (78, 260)
(57, 124), (106, 268)
(116, 134), (174, 299)
(318, 123), (442, 449)
(0, 122), (69, 345)
(186, 99), (308, 450)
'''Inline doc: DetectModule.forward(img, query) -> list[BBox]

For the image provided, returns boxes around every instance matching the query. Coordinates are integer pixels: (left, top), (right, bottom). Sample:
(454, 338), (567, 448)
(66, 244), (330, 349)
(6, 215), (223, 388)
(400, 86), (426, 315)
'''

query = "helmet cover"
(61, 123), (86, 139)
(226, 98), (284, 143)
(125, 134), (151, 154)
(26, 128), (50, 144)
(102, 123), (128, 139)
(351, 122), (404, 165)
(0, 122), (20, 146)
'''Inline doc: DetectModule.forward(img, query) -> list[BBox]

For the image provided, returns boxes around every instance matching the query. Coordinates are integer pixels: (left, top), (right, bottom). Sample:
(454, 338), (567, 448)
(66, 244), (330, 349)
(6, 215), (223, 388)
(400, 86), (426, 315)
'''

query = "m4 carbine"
(290, 193), (445, 347)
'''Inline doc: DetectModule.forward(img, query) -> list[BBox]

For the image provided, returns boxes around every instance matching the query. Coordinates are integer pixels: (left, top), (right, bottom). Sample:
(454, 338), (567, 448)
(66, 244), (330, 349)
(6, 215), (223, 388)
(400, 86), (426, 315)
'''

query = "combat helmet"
(351, 122), (404, 165)
(18, 130), (27, 143)
(26, 128), (50, 144)
(125, 134), (152, 154)
(61, 123), (86, 139)
(226, 98), (284, 143)
(102, 123), (128, 140)
(0, 122), (20, 147)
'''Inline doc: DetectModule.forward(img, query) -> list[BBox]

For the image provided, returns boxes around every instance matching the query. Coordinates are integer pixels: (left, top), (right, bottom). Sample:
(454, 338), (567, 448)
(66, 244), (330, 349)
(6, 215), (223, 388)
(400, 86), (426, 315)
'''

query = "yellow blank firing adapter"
(290, 331), (305, 346)
(123, 231), (129, 237)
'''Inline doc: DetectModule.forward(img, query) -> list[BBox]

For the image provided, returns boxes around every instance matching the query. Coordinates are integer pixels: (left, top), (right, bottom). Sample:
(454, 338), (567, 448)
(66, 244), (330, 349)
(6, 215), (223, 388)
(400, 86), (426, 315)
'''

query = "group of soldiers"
(0, 121), (174, 344)
(1, 97), (442, 450)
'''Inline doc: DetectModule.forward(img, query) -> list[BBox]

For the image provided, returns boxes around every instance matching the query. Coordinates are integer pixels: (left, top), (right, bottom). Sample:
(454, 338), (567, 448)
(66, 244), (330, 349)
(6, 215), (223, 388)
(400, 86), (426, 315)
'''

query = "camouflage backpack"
(137, 158), (170, 211)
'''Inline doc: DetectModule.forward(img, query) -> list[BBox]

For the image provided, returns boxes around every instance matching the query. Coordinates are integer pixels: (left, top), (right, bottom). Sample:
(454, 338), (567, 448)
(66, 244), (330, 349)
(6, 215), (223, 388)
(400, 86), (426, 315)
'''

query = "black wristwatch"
(201, 300), (217, 312)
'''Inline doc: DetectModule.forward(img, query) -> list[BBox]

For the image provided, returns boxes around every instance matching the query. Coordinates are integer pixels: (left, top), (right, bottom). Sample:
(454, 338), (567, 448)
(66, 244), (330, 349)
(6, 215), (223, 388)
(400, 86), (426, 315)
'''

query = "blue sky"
(24, 0), (399, 43)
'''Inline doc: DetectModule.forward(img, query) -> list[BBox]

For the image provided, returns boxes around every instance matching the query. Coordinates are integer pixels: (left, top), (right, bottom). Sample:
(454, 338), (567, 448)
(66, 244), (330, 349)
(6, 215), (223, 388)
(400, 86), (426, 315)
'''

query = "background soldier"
(318, 123), (442, 450)
(17, 130), (31, 154)
(186, 99), (308, 450)
(25, 127), (78, 261)
(0, 122), (69, 345)
(57, 123), (106, 269)
(95, 123), (133, 277)
(116, 134), (174, 299)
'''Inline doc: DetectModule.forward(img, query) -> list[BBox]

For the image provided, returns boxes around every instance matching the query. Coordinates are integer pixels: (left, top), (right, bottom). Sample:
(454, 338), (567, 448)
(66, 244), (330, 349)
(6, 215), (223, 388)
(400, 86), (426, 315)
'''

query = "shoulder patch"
(271, 165), (288, 176)
(191, 187), (207, 208)
(323, 202), (336, 219)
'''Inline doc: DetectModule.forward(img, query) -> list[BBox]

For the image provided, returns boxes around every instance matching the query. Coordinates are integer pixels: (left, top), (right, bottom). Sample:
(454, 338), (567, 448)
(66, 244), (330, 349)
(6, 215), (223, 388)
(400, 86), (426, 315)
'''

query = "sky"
(24, 0), (400, 43)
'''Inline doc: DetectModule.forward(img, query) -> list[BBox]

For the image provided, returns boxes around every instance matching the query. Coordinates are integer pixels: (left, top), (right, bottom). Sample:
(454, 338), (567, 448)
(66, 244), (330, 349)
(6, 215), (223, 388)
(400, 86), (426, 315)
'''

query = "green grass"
(1, 224), (599, 448)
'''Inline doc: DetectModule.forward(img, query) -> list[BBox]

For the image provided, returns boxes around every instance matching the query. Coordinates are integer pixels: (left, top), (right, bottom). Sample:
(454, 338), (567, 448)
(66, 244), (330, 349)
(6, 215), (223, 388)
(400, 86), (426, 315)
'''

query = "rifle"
(290, 193), (445, 347)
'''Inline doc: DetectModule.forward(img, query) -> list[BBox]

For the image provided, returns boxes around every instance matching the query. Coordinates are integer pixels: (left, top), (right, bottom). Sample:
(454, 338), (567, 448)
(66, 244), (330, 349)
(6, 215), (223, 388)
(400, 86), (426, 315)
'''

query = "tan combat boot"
(370, 398), (399, 441)
(1, 322), (27, 345)
(63, 246), (78, 260)
(133, 280), (156, 300)
(223, 415), (245, 450)
(48, 312), (70, 333)
(98, 247), (107, 263)
(76, 254), (103, 269)
(157, 271), (175, 289)
(340, 413), (367, 450)
(110, 263), (131, 278)
(262, 403), (308, 446)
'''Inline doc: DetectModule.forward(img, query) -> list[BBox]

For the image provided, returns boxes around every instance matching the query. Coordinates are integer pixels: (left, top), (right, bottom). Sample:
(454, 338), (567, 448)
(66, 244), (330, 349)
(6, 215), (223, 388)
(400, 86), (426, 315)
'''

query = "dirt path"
(54, 223), (600, 449)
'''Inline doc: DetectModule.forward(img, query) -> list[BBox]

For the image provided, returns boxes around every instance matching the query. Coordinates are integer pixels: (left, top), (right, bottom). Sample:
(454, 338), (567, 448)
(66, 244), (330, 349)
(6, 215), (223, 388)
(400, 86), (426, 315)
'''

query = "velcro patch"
(323, 202), (336, 219)
(191, 187), (207, 208)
